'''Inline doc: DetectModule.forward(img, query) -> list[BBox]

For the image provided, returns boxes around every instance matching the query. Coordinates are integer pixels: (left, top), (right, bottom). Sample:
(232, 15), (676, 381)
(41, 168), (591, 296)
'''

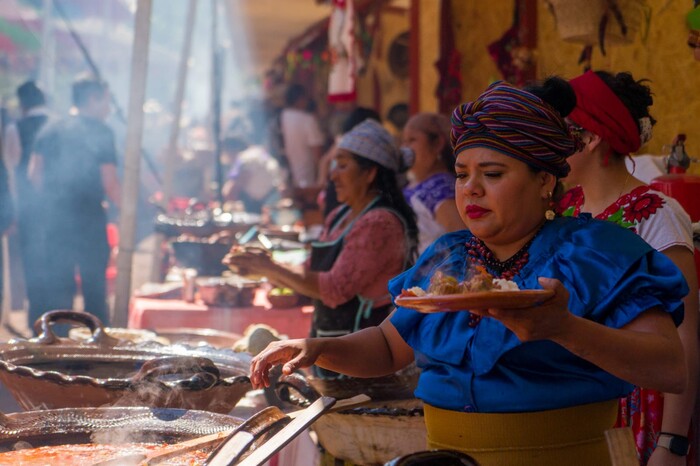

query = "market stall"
(128, 290), (313, 340)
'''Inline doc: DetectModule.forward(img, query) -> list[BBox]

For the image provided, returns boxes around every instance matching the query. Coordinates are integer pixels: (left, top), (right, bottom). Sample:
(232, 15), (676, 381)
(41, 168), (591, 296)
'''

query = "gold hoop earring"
(545, 191), (556, 221)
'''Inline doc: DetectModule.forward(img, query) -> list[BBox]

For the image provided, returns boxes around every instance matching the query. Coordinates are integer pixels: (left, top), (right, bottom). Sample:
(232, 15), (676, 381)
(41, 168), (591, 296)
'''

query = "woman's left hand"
(470, 277), (574, 342)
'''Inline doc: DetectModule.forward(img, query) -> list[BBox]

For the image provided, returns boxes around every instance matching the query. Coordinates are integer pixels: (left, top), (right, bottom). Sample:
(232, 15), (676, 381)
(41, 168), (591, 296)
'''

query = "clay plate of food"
(394, 289), (554, 313)
(394, 268), (554, 313)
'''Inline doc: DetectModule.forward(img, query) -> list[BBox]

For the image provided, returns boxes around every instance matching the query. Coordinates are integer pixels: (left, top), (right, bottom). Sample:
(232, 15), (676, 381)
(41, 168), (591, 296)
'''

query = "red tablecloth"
(128, 289), (313, 339)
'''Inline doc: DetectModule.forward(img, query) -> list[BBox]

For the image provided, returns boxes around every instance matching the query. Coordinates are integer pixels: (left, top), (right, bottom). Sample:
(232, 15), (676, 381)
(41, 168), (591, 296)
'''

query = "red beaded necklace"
(464, 231), (539, 327)
(466, 236), (533, 281)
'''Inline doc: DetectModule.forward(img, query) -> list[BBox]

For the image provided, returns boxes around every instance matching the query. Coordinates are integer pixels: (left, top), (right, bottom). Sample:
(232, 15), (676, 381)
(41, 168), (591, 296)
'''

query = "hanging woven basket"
(547, 0), (647, 46)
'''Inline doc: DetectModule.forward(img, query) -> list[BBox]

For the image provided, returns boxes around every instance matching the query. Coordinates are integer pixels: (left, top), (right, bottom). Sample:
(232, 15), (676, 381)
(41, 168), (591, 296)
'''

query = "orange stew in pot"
(0, 443), (212, 465)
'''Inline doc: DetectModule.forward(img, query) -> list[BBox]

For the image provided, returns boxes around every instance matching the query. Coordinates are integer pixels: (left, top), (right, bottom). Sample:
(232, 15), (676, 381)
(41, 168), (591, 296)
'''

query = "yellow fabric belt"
(424, 400), (618, 466)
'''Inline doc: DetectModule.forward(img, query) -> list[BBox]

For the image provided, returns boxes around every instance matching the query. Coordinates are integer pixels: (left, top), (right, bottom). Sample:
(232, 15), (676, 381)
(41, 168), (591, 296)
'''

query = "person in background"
(226, 119), (418, 377)
(559, 70), (699, 466)
(3, 81), (50, 320)
(402, 112), (464, 253)
(221, 135), (284, 214)
(279, 84), (325, 189)
(316, 107), (381, 217)
(247, 79), (689, 466)
(28, 75), (121, 328)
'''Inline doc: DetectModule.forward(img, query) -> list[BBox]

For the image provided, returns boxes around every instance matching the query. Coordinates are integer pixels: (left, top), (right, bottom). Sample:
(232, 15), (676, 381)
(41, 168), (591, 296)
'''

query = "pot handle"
(32, 310), (119, 346)
(0, 412), (13, 428)
(132, 356), (221, 390)
(264, 370), (322, 409)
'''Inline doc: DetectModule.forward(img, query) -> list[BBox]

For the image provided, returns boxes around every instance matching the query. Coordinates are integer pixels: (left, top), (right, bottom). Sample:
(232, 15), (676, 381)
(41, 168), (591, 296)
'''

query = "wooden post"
(113, 0), (153, 327)
(211, 0), (224, 207)
(151, 0), (198, 282)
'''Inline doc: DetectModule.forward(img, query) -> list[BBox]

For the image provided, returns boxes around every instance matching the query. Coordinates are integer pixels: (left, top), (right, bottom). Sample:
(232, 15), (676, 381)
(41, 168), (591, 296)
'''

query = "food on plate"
(400, 267), (519, 298)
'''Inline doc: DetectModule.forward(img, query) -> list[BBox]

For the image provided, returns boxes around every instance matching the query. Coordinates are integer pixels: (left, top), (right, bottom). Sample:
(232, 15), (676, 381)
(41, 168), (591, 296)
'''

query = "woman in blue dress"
(248, 78), (689, 466)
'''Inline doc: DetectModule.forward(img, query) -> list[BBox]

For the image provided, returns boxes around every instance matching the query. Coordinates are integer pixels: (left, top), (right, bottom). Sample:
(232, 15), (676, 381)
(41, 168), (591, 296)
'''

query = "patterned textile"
(337, 119), (410, 173)
(403, 173), (455, 213)
(450, 81), (579, 178)
(315, 207), (407, 309)
(403, 172), (456, 253)
(558, 185), (664, 234)
(569, 71), (641, 155)
(327, 0), (357, 103)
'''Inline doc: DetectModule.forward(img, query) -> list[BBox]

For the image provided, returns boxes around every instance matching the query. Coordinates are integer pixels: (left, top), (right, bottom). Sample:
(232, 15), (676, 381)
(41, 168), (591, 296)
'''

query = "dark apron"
(308, 198), (399, 378)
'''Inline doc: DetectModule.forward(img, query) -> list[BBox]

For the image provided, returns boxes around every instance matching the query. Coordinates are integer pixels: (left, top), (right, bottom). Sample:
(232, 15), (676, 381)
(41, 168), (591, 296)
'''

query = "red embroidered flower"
(623, 192), (664, 223)
(557, 186), (584, 215)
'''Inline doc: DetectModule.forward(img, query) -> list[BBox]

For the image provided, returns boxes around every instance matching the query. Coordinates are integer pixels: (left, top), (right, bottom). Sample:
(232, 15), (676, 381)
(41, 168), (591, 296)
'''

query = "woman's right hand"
(249, 338), (323, 389)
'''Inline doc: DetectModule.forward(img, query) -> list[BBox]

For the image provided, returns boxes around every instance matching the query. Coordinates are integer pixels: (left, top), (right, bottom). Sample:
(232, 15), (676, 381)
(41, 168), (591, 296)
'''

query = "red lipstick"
(465, 205), (489, 219)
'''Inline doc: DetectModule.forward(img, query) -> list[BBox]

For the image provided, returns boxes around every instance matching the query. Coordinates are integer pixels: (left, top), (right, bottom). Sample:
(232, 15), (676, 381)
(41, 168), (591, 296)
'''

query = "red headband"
(568, 71), (640, 155)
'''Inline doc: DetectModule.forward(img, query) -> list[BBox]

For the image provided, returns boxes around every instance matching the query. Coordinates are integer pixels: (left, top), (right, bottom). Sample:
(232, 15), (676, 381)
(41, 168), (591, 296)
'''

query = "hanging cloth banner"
(328, 0), (357, 103)
(434, 0), (463, 114)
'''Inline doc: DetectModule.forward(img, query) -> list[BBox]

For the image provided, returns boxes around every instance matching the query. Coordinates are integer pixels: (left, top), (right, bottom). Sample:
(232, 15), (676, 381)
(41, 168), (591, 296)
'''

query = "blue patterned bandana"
(338, 119), (406, 173)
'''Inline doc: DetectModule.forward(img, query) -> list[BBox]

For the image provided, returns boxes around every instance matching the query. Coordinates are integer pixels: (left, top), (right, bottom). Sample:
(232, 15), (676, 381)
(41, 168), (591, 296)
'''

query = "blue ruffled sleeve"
(534, 217), (687, 328)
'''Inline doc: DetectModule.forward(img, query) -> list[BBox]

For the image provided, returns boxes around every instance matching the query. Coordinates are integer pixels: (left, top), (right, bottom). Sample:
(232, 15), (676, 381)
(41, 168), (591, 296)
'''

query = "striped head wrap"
(450, 81), (580, 178)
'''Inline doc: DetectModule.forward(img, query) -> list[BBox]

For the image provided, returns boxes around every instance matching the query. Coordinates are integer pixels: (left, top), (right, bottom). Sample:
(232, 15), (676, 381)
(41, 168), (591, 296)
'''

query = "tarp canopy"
(0, 17), (40, 52)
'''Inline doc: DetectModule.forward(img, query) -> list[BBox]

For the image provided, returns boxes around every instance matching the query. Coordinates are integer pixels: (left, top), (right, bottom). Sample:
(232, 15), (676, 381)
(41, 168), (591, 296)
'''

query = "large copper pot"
(0, 398), (337, 465)
(0, 406), (243, 452)
(0, 311), (252, 413)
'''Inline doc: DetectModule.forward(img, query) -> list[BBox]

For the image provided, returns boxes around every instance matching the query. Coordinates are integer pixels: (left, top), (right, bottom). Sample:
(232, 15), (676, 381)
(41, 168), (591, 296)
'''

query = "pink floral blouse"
(313, 208), (408, 309)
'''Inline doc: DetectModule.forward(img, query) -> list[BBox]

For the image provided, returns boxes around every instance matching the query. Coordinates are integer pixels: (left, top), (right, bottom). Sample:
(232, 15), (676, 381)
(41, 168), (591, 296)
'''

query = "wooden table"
(128, 289), (314, 339)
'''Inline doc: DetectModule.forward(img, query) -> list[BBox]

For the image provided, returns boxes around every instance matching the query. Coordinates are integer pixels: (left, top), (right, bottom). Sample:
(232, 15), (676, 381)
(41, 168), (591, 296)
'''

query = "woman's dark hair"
(341, 107), (381, 134)
(523, 77), (577, 205)
(17, 81), (45, 110)
(354, 155), (419, 264)
(594, 70), (656, 130)
(523, 76), (577, 118)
